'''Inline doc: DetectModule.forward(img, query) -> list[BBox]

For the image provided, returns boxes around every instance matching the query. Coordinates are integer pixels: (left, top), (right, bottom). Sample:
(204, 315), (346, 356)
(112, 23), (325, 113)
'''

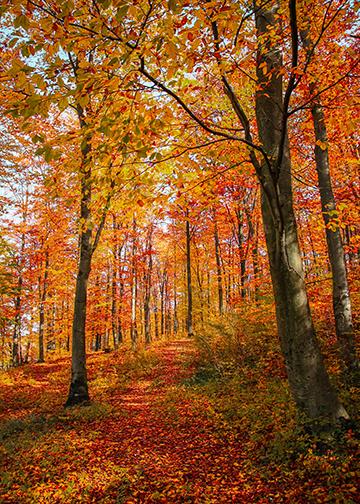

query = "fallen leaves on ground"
(0, 340), (358, 503)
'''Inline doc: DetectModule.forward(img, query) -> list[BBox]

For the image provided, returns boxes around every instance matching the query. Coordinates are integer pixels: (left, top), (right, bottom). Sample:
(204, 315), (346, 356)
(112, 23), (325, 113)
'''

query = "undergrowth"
(180, 313), (359, 502)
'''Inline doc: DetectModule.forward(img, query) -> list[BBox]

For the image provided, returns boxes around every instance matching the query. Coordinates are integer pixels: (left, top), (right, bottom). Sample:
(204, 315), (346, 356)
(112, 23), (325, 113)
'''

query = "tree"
(253, 0), (347, 425)
(299, 21), (358, 378)
(138, 0), (349, 426)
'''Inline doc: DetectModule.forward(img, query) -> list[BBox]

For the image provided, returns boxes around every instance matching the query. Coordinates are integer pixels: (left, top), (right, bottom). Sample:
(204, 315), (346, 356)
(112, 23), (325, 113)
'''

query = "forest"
(0, 0), (359, 502)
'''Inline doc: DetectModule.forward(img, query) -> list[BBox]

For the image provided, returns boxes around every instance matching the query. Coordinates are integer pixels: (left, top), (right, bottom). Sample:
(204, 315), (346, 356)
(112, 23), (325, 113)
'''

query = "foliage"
(0, 0), (359, 500)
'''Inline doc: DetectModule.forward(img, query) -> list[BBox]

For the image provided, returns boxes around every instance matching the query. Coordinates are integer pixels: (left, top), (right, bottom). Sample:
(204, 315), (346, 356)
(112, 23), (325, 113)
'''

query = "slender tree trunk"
(111, 265), (118, 349)
(173, 244), (179, 334)
(252, 239), (259, 304)
(118, 276), (124, 344)
(185, 209), (193, 336)
(206, 269), (211, 316)
(299, 30), (358, 374)
(65, 154), (92, 405)
(65, 98), (92, 406)
(66, 54), (113, 404)
(144, 225), (153, 345)
(305, 213), (318, 276)
(214, 217), (224, 315)
(130, 217), (138, 350)
(66, 232), (91, 403)
(104, 264), (110, 351)
(160, 273), (165, 336)
(13, 225), (26, 367)
(254, 1), (348, 426)
(66, 297), (70, 352)
(235, 209), (246, 299)
(38, 251), (49, 363)
(12, 274), (22, 367)
(165, 280), (171, 336)
(117, 241), (125, 345)
(111, 216), (118, 349)
(312, 101), (357, 374)
(154, 303), (159, 339)
(246, 208), (259, 304)
(195, 260), (204, 328)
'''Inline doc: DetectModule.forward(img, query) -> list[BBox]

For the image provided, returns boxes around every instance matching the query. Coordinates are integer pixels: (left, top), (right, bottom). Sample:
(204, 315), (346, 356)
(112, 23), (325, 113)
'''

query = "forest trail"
(3, 339), (356, 503)
(0, 339), (278, 503)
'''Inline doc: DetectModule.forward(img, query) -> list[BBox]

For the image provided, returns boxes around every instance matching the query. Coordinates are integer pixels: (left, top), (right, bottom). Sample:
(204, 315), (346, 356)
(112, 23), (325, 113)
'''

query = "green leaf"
(31, 134), (45, 144)
(116, 5), (129, 21)
(78, 94), (89, 108)
(14, 15), (30, 30)
(58, 96), (68, 112)
(168, 0), (177, 13)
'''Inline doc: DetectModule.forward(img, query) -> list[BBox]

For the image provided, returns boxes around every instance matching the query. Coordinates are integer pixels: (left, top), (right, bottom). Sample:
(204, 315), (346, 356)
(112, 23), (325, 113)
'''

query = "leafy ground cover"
(0, 332), (358, 503)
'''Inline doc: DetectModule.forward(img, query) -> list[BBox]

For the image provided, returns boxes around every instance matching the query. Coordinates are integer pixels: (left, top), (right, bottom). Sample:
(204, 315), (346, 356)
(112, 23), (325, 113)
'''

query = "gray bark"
(130, 217), (138, 350)
(13, 226), (26, 367)
(144, 225), (153, 344)
(185, 209), (193, 336)
(312, 103), (357, 373)
(111, 216), (118, 349)
(38, 250), (49, 363)
(235, 208), (246, 299)
(214, 216), (224, 315)
(254, 1), (348, 426)
(300, 30), (358, 376)
(173, 243), (179, 334)
(65, 129), (92, 406)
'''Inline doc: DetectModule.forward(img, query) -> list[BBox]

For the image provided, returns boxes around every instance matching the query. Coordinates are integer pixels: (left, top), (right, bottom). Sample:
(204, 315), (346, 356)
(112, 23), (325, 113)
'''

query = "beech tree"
(298, 18), (358, 378)
(137, 0), (351, 425)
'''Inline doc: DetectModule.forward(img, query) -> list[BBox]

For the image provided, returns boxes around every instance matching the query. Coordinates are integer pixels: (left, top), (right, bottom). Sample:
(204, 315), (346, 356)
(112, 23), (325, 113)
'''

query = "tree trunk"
(66, 297), (70, 352)
(159, 271), (165, 336)
(173, 244), (179, 334)
(117, 240), (125, 345)
(144, 225), (153, 345)
(111, 266), (118, 349)
(104, 264), (110, 351)
(235, 209), (246, 299)
(111, 216), (118, 349)
(313, 102), (358, 374)
(185, 209), (193, 336)
(254, 1), (348, 426)
(214, 217), (224, 315)
(65, 99), (92, 407)
(206, 269), (211, 316)
(299, 29), (358, 376)
(13, 226), (26, 367)
(118, 276), (124, 344)
(12, 276), (22, 367)
(38, 250), (49, 363)
(246, 208), (259, 304)
(65, 158), (92, 406)
(165, 280), (171, 336)
(154, 303), (159, 339)
(130, 217), (138, 350)
(195, 259), (204, 328)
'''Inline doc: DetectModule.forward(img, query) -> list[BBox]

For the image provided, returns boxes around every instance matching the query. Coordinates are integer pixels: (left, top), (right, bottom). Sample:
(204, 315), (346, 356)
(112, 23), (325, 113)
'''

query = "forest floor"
(0, 338), (358, 503)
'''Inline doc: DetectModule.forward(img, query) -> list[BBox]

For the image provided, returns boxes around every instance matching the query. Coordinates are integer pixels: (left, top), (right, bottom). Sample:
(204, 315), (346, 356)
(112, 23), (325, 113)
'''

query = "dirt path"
(0, 340), (276, 503)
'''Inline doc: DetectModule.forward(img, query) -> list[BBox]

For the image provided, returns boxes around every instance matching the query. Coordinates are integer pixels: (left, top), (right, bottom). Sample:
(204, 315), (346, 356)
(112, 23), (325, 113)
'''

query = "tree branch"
(139, 57), (273, 179)
(276, 0), (298, 172)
